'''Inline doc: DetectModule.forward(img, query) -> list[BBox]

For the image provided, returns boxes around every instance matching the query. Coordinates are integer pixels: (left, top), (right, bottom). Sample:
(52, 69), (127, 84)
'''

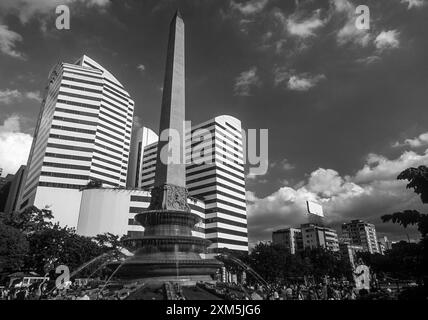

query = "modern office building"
(301, 223), (340, 252)
(272, 228), (303, 254)
(18, 55), (134, 228)
(138, 115), (248, 252)
(0, 173), (14, 212)
(3, 165), (27, 214)
(127, 126), (158, 188)
(341, 220), (380, 254)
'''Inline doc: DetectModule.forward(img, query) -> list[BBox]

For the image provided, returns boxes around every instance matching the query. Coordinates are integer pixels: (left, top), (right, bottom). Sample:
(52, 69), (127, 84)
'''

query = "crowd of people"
(0, 280), (136, 300)
(0, 277), (398, 300)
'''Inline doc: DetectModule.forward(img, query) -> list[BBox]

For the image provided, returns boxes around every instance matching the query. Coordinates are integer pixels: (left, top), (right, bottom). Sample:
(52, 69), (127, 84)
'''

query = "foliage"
(0, 222), (29, 272)
(226, 242), (353, 284)
(357, 242), (424, 280)
(398, 165), (428, 204)
(0, 206), (125, 277)
(0, 206), (54, 234)
(380, 165), (428, 284)
(382, 211), (428, 238)
(24, 224), (106, 275)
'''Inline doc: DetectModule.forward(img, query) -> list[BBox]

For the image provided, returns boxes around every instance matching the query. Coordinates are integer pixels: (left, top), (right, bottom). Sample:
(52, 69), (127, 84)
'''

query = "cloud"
(288, 73), (326, 91)
(401, 0), (426, 9)
(0, 89), (22, 104)
(0, 115), (33, 176)
(247, 138), (428, 243)
(394, 132), (428, 149)
(0, 25), (25, 59)
(274, 68), (326, 91)
(270, 158), (296, 171)
(0, 89), (43, 104)
(356, 55), (381, 65)
(230, 0), (269, 16)
(234, 67), (261, 96)
(286, 9), (326, 38)
(0, 0), (110, 24)
(375, 30), (400, 51)
(333, 0), (372, 47)
(25, 91), (42, 102)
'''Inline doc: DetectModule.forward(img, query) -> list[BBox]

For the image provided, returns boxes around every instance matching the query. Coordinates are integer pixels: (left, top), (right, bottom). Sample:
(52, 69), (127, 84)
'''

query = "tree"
(0, 205), (54, 234)
(382, 166), (428, 238)
(0, 222), (29, 273)
(398, 166), (428, 204)
(382, 165), (428, 239)
(24, 224), (106, 275)
(381, 165), (428, 290)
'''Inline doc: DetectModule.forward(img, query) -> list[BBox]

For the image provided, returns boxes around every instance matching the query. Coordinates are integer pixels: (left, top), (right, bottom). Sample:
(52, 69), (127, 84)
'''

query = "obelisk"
(119, 11), (222, 283)
(149, 10), (190, 212)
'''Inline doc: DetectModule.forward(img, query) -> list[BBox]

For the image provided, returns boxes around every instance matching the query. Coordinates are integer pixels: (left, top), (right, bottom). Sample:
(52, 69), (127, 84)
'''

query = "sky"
(0, 0), (427, 245)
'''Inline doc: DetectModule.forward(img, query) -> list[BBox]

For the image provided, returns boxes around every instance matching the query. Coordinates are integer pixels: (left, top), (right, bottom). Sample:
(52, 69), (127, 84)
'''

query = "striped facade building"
(18, 55), (134, 228)
(135, 115), (248, 252)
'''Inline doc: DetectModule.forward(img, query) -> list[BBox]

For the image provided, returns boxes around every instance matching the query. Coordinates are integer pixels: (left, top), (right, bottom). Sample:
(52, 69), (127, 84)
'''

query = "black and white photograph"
(0, 0), (427, 311)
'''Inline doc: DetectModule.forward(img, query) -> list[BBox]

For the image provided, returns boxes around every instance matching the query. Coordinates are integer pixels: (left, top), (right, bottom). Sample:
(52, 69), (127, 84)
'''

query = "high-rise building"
(3, 165), (27, 214)
(137, 115), (248, 252)
(0, 173), (14, 212)
(341, 220), (380, 254)
(272, 228), (303, 254)
(127, 126), (158, 188)
(301, 223), (339, 252)
(18, 55), (134, 228)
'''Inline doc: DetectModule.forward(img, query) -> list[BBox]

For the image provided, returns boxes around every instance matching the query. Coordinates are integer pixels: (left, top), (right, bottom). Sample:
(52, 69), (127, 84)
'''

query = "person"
(296, 288), (304, 300)
(273, 290), (279, 300)
(76, 291), (90, 300)
(307, 289), (318, 300)
(285, 285), (293, 300)
(16, 289), (26, 300)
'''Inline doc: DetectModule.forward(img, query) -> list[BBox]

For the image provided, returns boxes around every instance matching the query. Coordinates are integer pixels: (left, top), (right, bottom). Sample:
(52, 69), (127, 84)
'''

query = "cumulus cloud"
(375, 30), (400, 51)
(0, 115), (33, 176)
(247, 140), (428, 243)
(230, 0), (269, 16)
(393, 132), (428, 149)
(286, 9), (326, 38)
(401, 0), (426, 9)
(234, 67), (261, 96)
(0, 25), (24, 59)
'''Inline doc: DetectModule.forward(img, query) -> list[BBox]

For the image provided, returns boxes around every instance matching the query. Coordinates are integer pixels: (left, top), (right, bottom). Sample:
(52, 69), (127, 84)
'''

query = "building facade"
(341, 220), (380, 254)
(18, 55), (134, 228)
(339, 242), (364, 268)
(301, 223), (340, 252)
(127, 126), (158, 188)
(138, 115), (248, 252)
(272, 228), (303, 254)
(3, 165), (27, 214)
(76, 188), (205, 240)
